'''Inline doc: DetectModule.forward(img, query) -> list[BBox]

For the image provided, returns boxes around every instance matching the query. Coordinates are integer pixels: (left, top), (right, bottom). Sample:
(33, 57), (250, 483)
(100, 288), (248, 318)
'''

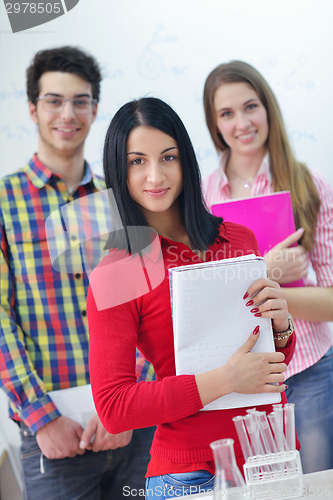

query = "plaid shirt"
(0, 154), (155, 433)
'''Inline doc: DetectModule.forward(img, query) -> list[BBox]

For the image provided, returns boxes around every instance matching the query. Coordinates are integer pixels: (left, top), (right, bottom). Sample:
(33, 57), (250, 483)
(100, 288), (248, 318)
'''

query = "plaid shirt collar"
(24, 153), (105, 191)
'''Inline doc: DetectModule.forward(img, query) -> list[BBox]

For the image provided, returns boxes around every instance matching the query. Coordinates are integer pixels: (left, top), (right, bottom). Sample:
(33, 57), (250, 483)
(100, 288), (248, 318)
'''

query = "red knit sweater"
(87, 222), (295, 468)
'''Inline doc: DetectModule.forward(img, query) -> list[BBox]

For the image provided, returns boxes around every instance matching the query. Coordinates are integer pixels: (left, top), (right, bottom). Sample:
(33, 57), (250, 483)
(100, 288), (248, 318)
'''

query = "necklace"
(227, 166), (254, 189)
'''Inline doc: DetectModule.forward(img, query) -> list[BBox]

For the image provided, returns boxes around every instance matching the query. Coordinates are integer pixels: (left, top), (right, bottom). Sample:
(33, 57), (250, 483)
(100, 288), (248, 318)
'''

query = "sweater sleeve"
(87, 283), (203, 435)
(275, 332), (296, 365)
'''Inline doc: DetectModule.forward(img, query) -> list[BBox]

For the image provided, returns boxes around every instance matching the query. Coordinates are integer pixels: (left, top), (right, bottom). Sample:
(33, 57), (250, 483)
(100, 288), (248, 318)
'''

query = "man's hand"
(36, 416), (86, 459)
(264, 228), (309, 284)
(79, 414), (133, 452)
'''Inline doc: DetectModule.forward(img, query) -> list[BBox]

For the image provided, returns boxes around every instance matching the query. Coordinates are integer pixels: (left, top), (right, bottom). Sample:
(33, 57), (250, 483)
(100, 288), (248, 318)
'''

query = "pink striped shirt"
(202, 150), (333, 378)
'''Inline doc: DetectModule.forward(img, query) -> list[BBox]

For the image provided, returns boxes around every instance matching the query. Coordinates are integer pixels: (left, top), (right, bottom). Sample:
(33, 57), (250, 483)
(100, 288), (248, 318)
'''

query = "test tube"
(272, 404), (283, 428)
(257, 411), (277, 454)
(273, 405), (288, 449)
(268, 411), (288, 453)
(243, 413), (264, 456)
(233, 416), (253, 462)
(284, 403), (296, 451)
(247, 409), (266, 454)
(258, 411), (284, 473)
(245, 411), (274, 474)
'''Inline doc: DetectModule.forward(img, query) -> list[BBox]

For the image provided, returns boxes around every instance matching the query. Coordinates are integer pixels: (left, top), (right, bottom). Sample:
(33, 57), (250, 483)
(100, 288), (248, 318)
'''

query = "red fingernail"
(252, 325), (260, 335)
(284, 385), (289, 390)
(246, 300), (254, 306)
(243, 292), (249, 299)
(254, 313), (262, 317)
(250, 308), (260, 313)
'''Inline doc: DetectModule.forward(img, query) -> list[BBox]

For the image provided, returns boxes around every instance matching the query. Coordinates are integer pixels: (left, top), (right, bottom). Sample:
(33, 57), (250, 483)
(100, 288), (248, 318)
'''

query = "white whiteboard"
(0, 0), (332, 186)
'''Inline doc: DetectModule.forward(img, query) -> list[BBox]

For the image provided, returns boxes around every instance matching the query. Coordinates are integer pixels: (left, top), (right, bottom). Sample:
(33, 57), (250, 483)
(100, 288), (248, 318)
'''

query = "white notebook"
(169, 254), (281, 411)
(49, 384), (96, 428)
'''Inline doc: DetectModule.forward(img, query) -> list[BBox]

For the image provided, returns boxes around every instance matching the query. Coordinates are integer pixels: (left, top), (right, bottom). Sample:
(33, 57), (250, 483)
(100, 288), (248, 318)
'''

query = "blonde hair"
(203, 60), (320, 251)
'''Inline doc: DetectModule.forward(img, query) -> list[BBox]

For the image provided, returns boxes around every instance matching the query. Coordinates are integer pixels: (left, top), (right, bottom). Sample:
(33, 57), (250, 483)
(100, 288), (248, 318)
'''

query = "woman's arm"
(265, 241), (333, 321)
(87, 285), (203, 434)
(283, 286), (333, 322)
(265, 170), (333, 322)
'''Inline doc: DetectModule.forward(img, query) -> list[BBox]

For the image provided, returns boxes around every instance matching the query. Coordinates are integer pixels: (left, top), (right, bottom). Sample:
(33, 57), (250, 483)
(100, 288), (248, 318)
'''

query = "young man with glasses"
(0, 46), (155, 499)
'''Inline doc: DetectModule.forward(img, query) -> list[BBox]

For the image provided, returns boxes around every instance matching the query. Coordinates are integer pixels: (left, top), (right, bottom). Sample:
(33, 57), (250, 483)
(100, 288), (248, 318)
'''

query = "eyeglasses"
(36, 95), (97, 114)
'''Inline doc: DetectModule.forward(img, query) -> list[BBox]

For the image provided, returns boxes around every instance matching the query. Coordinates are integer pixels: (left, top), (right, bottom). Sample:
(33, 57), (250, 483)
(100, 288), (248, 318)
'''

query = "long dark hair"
(103, 97), (222, 252)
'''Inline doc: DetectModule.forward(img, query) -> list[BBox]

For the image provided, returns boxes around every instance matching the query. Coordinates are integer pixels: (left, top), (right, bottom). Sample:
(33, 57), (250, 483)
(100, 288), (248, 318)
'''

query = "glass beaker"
(210, 438), (248, 499)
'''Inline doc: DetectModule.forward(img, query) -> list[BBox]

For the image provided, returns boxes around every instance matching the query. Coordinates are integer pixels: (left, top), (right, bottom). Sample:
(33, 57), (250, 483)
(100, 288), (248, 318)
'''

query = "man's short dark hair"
(26, 46), (102, 103)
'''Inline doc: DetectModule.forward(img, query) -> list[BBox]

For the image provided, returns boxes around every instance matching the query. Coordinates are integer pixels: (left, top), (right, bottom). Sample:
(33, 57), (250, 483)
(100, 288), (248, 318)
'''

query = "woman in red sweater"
(87, 97), (295, 499)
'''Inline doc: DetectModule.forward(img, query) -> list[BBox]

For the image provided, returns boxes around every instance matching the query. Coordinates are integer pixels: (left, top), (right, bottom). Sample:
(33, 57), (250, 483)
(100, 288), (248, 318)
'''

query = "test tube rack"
(243, 450), (303, 499)
(233, 405), (303, 499)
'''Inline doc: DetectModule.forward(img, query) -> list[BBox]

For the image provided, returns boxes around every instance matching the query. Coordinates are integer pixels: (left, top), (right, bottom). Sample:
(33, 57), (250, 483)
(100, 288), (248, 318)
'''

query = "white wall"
(0, 0), (332, 490)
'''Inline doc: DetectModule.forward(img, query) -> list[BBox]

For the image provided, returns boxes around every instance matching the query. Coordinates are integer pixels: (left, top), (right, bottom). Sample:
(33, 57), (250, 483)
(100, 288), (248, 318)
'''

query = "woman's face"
(214, 82), (269, 157)
(126, 126), (183, 218)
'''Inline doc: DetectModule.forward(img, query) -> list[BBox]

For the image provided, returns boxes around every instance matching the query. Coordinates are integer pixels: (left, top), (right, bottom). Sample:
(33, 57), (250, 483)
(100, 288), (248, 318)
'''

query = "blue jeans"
(145, 471), (215, 499)
(285, 346), (333, 474)
(19, 423), (155, 500)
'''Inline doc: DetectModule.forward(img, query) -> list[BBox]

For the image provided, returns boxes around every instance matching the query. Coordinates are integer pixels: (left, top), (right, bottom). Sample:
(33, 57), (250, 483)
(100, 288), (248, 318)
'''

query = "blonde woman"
(203, 60), (333, 473)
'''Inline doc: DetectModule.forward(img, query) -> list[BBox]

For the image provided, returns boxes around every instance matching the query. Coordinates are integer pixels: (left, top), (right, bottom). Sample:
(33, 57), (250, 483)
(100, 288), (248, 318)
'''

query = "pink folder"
(211, 191), (304, 287)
